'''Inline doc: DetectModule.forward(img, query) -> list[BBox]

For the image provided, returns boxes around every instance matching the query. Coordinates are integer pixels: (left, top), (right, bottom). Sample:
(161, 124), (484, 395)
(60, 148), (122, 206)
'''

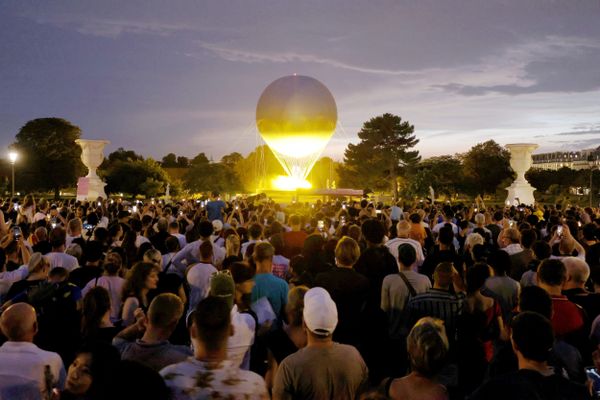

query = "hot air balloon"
(256, 75), (337, 190)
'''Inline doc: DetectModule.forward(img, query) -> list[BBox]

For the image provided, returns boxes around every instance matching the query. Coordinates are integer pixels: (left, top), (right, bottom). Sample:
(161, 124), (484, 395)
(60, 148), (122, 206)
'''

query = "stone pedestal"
(505, 143), (539, 206)
(76, 139), (110, 201)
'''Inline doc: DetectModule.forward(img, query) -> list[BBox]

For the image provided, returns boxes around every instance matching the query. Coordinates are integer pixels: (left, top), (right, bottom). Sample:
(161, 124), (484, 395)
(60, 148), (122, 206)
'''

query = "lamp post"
(8, 151), (17, 199)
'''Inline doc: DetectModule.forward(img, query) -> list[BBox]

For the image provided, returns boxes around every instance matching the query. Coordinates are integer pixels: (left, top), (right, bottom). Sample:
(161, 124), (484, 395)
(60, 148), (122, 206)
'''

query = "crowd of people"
(0, 191), (599, 399)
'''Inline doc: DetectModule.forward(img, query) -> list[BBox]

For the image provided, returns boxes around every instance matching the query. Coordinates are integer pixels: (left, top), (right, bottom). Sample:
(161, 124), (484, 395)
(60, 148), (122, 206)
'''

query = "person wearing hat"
(272, 287), (368, 400)
(211, 219), (225, 247)
(209, 270), (255, 370)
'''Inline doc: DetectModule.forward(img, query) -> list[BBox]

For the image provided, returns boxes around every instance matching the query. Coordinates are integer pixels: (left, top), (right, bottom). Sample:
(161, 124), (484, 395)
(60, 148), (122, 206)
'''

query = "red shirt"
(282, 230), (307, 258)
(551, 295), (585, 338)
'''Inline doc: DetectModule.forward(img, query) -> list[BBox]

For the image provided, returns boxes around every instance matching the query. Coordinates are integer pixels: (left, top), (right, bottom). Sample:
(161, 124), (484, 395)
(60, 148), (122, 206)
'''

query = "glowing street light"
(8, 151), (17, 198)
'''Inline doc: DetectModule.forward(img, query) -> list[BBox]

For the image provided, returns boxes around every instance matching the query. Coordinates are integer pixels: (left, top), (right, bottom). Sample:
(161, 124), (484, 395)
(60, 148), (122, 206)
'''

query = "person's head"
(212, 220), (223, 236)
(34, 226), (48, 242)
(123, 262), (160, 300)
(433, 262), (454, 289)
(465, 232), (484, 251)
(474, 213), (485, 226)
(286, 286), (309, 327)
(303, 287), (338, 339)
(396, 220), (411, 238)
(156, 217), (168, 232)
(334, 236), (361, 267)
(147, 293), (184, 333)
(407, 317), (449, 378)
(48, 266), (69, 283)
(253, 242), (274, 266)
(397, 243), (416, 270)
(346, 224), (361, 242)
(209, 271), (236, 310)
(229, 261), (256, 308)
(269, 233), (285, 256)
(27, 252), (49, 276)
(68, 218), (83, 236)
(520, 229), (537, 249)
(225, 234), (240, 257)
(66, 342), (120, 398)
(165, 236), (180, 254)
(487, 250), (511, 277)
(558, 236), (576, 255)
(511, 311), (554, 363)
(409, 213), (421, 224)
(190, 297), (231, 354)
(537, 258), (566, 289)
(288, 214), (301, 229)
(197, 220), (214, 239)
(0, 303), (38, 342)
(437, 226), (454, 247)
(500, 228), (521, 247)
(562, 257), (590, 289)
(85, 240), (104, 265)
(361, 219), (386, 245)
(532, 240), (552, 261)
(248, 223), (263, 240)
(49, 226), (67, 249)
(466, 262), (492, 294)
(199, 240), (214, 262)
(82, 287), (111, 337)
(168, 221), (180, 234)
(143, 248), (162, 268)
(518, 285), (552, 319)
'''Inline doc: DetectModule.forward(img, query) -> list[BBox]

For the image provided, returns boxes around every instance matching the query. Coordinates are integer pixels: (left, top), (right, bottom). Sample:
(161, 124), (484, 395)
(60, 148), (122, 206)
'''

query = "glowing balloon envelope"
(256, 75), (337, 190)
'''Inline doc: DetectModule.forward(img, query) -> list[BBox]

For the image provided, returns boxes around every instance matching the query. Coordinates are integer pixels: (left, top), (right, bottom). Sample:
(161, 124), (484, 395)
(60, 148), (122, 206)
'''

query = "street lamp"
(8, 151), (17, 199)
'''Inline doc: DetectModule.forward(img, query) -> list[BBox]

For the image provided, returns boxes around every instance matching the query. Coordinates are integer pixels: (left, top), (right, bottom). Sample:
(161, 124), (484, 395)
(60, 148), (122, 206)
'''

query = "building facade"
(532, 146), (600, 170)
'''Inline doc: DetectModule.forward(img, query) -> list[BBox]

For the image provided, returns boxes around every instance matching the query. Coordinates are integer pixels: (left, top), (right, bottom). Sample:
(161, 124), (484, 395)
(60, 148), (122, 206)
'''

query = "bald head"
(396, 220), (411, 238)
(0, 303), (37, 341)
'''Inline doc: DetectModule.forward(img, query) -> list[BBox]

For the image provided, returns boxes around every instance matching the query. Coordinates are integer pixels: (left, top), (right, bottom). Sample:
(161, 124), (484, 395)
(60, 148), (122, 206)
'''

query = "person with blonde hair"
(385, 317), (449, 400)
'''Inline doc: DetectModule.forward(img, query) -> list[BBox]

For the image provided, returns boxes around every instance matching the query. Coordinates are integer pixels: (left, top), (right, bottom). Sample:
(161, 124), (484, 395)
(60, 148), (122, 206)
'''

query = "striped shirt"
(407, 288), (465, 340)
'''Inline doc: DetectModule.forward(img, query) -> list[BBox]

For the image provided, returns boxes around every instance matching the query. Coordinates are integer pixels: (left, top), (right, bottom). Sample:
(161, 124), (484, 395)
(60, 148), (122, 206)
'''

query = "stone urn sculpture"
(76, 139), (110, 201)
(505, 143), (539, 206)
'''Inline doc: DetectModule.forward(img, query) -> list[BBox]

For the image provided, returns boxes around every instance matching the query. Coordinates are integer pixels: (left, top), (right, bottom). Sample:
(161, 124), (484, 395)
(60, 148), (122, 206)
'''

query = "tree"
(406, 155), (465, 198)
(106, 147), (143, 164)
(12, 118), (85, 198)
(176, 156), (189, 168)
(338, 113), (420, 199)
(461, 140), (513, 195)
(161, 153), (177, 167)
(102, 158), (169, 197)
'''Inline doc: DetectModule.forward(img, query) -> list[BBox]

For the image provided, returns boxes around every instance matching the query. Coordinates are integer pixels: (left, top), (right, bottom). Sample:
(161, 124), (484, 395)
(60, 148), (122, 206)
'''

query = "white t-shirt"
(228, 305), (256, 370)
(0, 341), (66, 395)
(81, 275), (126, 323)
(186, 262), (217, 312)
(45, 252), (79, 272)
(171, 233), (187, 250)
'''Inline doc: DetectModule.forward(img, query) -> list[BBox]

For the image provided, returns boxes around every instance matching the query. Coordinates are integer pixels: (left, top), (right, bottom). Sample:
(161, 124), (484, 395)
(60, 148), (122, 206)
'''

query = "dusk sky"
(1, 1), (599, 163)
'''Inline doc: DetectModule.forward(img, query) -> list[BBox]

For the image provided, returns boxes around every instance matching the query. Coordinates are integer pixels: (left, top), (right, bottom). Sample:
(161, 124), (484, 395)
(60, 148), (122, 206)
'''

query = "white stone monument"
(76, 139), (110, 201)
(505, 143), (539, 206)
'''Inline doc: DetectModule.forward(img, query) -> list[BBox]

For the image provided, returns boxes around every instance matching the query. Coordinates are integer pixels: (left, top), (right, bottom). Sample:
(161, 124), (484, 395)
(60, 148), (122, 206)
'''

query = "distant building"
(532, 146), (600, 170)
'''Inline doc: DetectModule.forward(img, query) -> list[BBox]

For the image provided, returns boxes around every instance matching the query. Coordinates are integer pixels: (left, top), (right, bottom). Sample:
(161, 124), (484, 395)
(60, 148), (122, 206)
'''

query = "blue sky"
(1, 0), (599, 162)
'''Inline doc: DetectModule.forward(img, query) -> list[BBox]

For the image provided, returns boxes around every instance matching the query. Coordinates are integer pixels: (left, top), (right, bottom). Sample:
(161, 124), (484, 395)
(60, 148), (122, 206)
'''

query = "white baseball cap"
(303, 287), (338, 336)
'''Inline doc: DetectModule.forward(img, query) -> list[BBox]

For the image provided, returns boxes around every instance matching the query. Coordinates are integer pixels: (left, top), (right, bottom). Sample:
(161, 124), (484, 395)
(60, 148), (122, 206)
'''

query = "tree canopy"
(338, 113), (420, 199)
(461, 140), (513, 195)
(12, 118), (85, 198)
(101, 150), (169, 197)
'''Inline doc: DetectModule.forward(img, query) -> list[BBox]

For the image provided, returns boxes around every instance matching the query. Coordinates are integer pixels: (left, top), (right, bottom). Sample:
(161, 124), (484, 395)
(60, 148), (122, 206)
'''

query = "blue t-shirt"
(206, 200), (225, 221)
(252, 273), (288, 318)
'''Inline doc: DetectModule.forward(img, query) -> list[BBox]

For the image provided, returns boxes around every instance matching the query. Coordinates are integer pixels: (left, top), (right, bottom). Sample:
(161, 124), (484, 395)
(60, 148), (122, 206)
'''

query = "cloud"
(436, 36), (600, 96)
(31, 15), (231, 38)
(193, 41), (421, 76)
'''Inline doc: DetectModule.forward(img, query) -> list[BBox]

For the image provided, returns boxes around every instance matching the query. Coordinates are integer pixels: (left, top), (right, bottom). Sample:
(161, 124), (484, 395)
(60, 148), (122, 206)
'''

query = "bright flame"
(272, 175), (312, 191)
